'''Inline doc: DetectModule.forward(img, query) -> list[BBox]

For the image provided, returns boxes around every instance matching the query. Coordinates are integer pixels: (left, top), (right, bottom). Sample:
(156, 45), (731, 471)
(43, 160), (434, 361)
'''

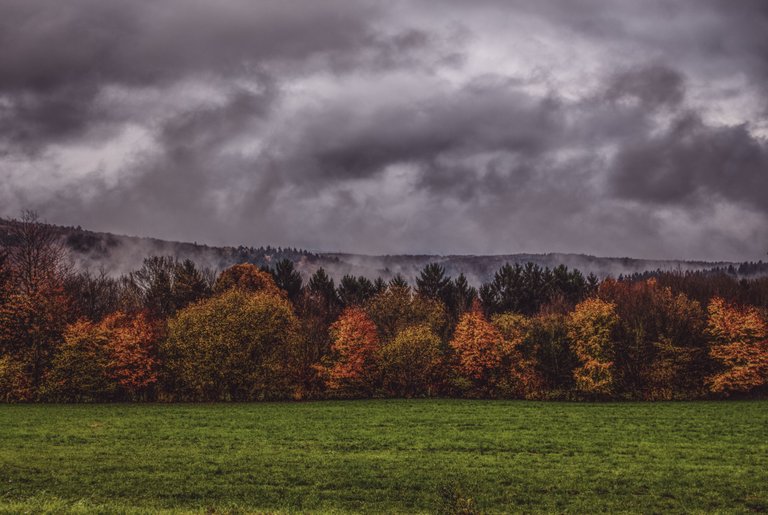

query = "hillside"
(1, 218), (764, 283)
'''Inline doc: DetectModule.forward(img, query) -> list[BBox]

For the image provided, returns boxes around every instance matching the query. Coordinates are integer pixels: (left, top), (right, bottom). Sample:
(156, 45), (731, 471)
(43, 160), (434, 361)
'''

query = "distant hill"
(1, 218), (765, 284)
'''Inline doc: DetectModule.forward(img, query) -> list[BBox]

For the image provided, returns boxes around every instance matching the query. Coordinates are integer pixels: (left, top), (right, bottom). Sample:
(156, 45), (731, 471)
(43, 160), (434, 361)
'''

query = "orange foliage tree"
(102, 312), (160, 399)
(42, 312), (160, 401)
(706, 297), (768, 396)
(449, 306), (504, 395)
(567, 298), (618, 397)
(322, 307), (381, 396)
(213, 263), (285, 297)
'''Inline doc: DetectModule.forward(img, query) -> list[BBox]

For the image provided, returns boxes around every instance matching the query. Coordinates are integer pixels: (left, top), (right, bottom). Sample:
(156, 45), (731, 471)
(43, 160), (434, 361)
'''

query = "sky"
(1, 0), (767, 261)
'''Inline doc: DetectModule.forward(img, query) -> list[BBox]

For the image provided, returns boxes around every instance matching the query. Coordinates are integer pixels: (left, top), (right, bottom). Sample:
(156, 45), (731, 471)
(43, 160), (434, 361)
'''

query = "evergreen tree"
(416, 263), (451, 300)
(271, 259), (303, 302)
(337, 275), (376, 307)
(452, 273), (478, 316)
(389, 274), (409, 290)
(308, 268), (339, 313)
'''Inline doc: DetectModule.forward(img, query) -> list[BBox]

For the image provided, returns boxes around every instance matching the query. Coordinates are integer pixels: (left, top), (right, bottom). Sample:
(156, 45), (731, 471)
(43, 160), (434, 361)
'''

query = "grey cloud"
(605, 65), (685, 110)
(277, 79), (563, 188)
(1, 0), (767, 261)
(611, 113), (768, 213)
(0, 0), (442, 150)
(0, 0), (381, 91)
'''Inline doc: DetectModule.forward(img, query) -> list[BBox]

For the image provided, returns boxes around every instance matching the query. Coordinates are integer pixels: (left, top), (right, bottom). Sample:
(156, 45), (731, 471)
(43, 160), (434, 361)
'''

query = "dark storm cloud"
(0, 0), (440, 149)
(0, 0), (383, 91)
(1, 0), (767, 260)
(605, 65), (685, 110)
(280, 78), (563, 185)
(611, 113), (768, 212)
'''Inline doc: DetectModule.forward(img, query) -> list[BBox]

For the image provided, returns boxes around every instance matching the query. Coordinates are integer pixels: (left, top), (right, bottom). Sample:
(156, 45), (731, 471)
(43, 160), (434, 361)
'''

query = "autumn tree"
(102, 312), (160, 400)
(213, 263), (284, 297)
(44, 319), (116, 402)
(567, 298), (618, 397)
(0, 354), (31, 402)
(0, 211), (71, 395)
(491, 313), (543, 398)
(162, 289), (301, 401)
(599, 278), (708, 399)
(706, 297), (768, 396)
(380, 324), (443, 397)
(321, 307), (381, 396)
(449, 306), (504, 395)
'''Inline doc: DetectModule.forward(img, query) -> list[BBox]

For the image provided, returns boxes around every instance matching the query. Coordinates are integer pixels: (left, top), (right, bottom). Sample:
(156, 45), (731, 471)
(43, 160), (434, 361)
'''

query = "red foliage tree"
(322, 307), (381, 396)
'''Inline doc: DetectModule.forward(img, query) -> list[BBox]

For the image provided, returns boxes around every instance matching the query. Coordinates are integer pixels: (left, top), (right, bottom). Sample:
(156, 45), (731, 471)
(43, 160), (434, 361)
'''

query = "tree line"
(1, 212), (766, 402)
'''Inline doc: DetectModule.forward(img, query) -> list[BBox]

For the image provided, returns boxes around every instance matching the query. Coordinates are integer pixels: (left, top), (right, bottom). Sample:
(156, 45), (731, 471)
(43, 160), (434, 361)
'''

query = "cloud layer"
(1, 0), (767, 260)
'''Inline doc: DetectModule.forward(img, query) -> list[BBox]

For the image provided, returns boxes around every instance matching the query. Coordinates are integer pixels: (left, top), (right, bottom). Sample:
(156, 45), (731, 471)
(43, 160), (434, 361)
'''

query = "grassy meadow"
(0, 400), (766, 513)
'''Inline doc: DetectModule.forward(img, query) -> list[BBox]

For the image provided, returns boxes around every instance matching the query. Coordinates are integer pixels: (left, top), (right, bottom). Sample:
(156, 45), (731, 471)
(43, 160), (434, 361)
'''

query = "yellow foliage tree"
(567, 298), (618, 396)
(44, 319), (116, 402)
(163, 288), (301, 400)
(380, 324), (443, 397)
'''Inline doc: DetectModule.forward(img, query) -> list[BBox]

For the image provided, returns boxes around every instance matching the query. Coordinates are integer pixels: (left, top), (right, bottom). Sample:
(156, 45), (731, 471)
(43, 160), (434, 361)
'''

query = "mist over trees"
(1, 213), (767, 402)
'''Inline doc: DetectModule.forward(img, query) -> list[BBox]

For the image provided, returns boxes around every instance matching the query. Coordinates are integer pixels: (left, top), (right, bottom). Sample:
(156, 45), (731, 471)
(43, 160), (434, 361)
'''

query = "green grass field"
(0, 400), (766, 513)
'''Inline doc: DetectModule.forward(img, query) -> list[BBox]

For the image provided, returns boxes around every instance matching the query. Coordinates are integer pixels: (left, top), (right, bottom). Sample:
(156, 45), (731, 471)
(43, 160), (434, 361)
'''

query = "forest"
(1, 212), (767, 402)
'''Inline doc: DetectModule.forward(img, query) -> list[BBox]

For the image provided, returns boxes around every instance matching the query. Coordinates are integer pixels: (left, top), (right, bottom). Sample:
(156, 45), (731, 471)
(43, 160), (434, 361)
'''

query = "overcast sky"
(1, 0), (767, 260)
